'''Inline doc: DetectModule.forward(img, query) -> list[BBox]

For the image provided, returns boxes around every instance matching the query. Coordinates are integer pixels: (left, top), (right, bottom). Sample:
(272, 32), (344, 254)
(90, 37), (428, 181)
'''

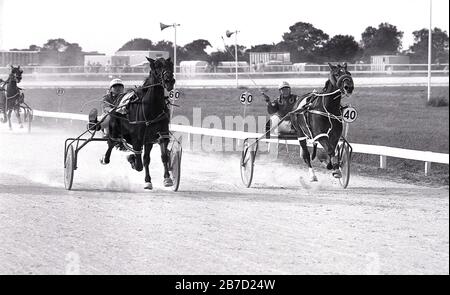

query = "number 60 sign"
(169, 90), (181, 100)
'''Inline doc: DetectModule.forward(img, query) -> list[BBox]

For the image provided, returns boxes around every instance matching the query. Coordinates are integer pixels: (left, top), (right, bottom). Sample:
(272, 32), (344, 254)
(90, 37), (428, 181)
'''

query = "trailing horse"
(98, 57), (176, 190)
(0, 65), (25, 129)
(290, 63), (354, 182)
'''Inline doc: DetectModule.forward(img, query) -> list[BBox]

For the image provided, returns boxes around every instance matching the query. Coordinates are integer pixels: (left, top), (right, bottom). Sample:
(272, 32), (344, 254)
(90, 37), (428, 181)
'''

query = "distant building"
(249, 52), (291, 72)
(371, 55), (410, 71)
(84, 54), (128, 67)
(0, 50), (39, 66)
(115, 50), (169, 67)
(84, 50), (170, 68)
(250, 52), (290, 65)
(180, 60), (209, 77)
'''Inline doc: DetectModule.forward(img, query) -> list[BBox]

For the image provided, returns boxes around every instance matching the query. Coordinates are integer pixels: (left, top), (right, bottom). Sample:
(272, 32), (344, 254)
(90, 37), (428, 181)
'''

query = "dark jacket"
(267, 94), (299, 117)
(102, 92), (123, 112)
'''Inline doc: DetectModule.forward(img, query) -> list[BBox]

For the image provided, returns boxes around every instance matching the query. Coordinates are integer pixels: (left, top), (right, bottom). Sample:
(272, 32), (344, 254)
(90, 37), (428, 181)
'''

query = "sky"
(0, 0), (449, 55)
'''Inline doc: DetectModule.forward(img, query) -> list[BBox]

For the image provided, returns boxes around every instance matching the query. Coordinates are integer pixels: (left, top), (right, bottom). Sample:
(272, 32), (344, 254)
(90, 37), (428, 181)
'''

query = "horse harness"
(105, 81), (172, 154)
(294, 89), (344, 142)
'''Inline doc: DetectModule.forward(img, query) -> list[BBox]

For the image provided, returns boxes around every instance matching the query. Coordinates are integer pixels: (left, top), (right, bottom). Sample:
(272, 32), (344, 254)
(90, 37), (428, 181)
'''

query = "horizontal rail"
(33, 110), (449, 167)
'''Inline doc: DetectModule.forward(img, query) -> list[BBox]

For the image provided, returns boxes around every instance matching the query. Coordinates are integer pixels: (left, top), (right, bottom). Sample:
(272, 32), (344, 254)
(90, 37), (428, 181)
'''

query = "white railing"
(1, 63), (448, 75)
(33, 109), (449, 175)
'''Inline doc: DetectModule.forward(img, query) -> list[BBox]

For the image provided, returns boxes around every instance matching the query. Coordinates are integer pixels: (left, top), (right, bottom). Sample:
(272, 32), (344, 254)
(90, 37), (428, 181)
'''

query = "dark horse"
(0, 65), (25, 129)
(290, 63), (354, 182)
(100, 57), (175, 190)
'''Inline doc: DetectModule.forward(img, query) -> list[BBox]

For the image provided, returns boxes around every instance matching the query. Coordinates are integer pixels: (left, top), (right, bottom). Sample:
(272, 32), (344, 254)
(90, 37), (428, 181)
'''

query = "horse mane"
(321, 80), (334, 94)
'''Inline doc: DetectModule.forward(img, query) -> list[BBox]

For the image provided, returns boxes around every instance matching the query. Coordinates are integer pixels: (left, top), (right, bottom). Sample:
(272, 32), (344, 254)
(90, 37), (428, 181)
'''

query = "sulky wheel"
(169, 140), (182, 192)
(240, 139), (255, 188)
(338, 141), (351, 189)
(64, 144), (75, 190)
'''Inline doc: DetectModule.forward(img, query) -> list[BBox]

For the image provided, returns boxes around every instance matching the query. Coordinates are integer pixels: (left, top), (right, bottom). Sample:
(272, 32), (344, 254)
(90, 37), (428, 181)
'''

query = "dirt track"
(0, 125), (448, 274)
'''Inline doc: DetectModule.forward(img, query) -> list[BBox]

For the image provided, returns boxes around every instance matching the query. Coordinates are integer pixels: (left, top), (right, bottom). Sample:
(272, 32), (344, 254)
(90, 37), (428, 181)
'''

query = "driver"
(88, 78), (125, 138)
(262, 81), (299, 134)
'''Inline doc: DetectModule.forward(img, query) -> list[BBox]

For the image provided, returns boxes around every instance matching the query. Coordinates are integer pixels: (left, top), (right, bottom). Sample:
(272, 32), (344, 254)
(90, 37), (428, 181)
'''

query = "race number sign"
(240, 92), (253, 105)
(56, 88), (65, 96)
(342, 106), (358, 123)
(169, 90), (181, 100)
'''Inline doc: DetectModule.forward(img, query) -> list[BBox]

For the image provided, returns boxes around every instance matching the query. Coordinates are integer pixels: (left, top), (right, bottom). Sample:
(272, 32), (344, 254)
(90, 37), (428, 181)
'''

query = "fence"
(32, 109), (449, 175)
(1, 63), (448, 76)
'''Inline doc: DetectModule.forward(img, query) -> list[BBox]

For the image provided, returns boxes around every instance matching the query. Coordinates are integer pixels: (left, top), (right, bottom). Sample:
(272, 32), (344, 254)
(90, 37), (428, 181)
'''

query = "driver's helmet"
(109, 78), (124, 89)
(278, 81), (291, 90)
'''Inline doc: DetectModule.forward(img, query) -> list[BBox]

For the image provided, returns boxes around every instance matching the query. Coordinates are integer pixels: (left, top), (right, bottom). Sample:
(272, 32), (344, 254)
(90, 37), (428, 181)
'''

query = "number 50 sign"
(240, 92), (253, 105)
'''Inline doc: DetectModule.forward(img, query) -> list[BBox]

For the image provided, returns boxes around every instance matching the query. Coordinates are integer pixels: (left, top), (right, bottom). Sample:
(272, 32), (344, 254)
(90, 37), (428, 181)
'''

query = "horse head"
(327, 63), (354, 96)
(9, 65), (23, 83)
(146, 57), (175, 92)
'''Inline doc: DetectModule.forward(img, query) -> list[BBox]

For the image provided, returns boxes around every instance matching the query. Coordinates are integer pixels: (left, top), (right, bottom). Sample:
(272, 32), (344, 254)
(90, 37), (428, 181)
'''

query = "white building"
(180, 60), (209, 77)
(115, 50), (169, 67)
(370, 55), (410, 71)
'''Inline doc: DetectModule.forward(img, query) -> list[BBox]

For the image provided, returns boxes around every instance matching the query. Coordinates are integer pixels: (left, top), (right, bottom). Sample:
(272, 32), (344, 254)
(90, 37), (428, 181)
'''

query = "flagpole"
(427, 0), (432, 102)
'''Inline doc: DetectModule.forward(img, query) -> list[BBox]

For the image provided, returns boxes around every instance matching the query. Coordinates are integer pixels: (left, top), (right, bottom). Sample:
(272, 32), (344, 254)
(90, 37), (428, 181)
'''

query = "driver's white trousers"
(270, 115), (294, 135)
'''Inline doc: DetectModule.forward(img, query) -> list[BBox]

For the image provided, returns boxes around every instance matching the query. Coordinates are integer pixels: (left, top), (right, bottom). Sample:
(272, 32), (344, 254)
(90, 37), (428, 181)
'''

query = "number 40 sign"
(342, 106), (358, 123)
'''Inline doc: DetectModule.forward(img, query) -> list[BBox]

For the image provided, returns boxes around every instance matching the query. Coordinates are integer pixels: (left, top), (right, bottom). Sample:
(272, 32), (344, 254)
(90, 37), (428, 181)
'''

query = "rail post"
(425, 161), (432, 175)
(380, 155), (387, 169)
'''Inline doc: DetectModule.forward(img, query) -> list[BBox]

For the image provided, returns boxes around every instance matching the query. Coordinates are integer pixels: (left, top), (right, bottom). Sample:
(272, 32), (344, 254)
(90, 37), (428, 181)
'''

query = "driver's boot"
(88, 108), (101, 131)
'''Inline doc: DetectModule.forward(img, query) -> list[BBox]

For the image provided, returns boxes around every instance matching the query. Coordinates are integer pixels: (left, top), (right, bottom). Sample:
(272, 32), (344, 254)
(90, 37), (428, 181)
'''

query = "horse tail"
(311, 142), (318, 161)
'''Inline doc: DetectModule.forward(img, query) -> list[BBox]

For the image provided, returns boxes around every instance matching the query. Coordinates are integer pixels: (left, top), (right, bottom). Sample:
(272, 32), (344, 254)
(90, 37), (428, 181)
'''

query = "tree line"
(11, 22), (449, 66)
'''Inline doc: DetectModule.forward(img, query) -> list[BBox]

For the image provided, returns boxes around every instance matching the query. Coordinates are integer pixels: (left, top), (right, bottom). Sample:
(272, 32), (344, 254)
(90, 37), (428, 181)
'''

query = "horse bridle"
(329, 69), (353, 96)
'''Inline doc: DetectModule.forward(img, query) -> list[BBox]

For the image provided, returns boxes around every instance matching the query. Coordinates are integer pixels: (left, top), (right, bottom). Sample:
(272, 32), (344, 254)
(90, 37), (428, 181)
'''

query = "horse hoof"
(310, 175), (318, 182)
(163, 177), (173, 187)
(144, 182), (153, 190)
(100, 157), (109, 165)
(332, 170), (342, 178)
(127, 155), (136, 169)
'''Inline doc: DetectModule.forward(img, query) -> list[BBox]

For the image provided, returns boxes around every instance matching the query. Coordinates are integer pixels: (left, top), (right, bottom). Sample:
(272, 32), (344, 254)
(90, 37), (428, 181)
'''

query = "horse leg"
(143, 143), (153, 190)
(299, 139), (318, 182)
(7, 109), (12, 130)
(15, 107), (23, 128)
(127, 142), (143, 172)
(317, 138), (341, 178)
(100, 140), (115, 165)
(159, 137), (173, 187)
(1, 108), (6, 123)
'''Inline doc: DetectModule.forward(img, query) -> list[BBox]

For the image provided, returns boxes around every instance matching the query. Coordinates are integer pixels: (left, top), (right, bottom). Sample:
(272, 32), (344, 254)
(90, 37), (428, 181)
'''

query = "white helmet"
(109, 78), (124, 89)
(278, 81), (291, 90)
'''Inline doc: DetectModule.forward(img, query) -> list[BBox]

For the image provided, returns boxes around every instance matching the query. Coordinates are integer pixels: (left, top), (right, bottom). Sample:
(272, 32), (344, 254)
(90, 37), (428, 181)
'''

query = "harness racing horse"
(290, 63), (354, 182)
(101, 57), (176, 190)
(0, 66), (25, 129)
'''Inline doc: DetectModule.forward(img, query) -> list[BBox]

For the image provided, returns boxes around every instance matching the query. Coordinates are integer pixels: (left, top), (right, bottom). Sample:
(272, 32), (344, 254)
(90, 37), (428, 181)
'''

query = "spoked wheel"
(169, 139), (182, 192)
(64, 145), (75, 190)
(240, 139), (256, 188)
(338, 140), (351, 189)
